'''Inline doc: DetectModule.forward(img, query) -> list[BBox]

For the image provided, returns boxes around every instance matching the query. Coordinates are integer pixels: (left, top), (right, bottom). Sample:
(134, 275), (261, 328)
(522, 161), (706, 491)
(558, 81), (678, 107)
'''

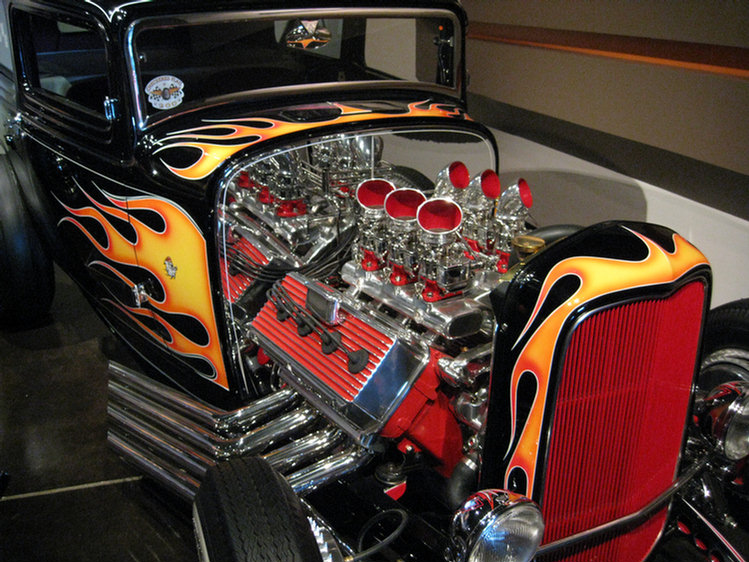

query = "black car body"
(0, 1), (747, 561)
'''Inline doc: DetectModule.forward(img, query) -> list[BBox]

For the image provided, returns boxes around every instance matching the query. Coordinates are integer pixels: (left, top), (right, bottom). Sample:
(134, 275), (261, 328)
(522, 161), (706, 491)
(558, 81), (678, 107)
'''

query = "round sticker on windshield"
(145, 76), (184, 110)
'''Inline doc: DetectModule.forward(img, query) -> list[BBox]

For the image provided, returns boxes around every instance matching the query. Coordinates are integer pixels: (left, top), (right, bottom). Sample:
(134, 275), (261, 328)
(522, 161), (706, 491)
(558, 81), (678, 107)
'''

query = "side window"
(0, 8), (11, 71)
(20, 11), (109, 115)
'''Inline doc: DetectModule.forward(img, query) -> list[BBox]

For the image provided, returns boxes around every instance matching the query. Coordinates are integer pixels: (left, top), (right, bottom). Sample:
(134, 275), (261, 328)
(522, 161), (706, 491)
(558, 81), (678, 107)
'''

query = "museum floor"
(0, 269), (196, 561)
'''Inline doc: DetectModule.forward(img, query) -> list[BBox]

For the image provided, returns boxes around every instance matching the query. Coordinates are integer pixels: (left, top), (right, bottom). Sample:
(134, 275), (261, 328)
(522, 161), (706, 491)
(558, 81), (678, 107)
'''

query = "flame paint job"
(503, 227), (708, 496)
(57, 181), (228, 388)
(155, 101), (467, 180)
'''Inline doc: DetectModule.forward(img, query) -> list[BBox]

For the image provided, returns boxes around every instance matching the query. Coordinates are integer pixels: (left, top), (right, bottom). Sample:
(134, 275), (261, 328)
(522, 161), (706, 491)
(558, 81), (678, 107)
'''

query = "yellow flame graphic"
(155, 101), (466, 180)
(505, 228), (707, 495)
(59, 184), (228, 388)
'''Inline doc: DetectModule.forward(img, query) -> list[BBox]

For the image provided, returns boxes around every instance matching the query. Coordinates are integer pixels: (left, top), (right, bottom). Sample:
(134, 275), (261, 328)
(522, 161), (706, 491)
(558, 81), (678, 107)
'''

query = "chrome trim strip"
(536, 457), (710, 555)
(682, 497), (747, 562)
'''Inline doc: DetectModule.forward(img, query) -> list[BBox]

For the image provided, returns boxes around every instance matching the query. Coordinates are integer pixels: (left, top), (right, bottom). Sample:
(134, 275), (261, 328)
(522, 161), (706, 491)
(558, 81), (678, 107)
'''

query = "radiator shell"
(540, 281), (705, 560)
(481, 221), (710, 560)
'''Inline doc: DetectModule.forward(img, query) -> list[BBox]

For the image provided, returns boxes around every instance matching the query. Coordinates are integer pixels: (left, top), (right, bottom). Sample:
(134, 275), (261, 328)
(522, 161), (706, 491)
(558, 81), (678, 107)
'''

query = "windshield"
(131, 10), (460, 125)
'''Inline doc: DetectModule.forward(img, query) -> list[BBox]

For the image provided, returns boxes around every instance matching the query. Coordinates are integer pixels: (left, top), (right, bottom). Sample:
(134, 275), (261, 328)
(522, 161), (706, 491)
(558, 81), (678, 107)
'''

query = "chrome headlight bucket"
(702, 381), (749, 461)
(449, 489), (544, 562)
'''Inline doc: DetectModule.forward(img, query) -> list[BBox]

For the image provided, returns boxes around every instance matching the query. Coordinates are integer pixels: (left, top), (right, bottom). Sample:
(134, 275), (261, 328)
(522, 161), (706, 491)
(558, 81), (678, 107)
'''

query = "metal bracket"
(132, 282), (151, 306)
(104, 97), (119, 122)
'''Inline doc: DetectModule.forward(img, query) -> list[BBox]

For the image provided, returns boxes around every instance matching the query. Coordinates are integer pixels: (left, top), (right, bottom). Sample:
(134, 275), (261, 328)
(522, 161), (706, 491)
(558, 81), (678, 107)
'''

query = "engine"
(218, 129), (536, 474)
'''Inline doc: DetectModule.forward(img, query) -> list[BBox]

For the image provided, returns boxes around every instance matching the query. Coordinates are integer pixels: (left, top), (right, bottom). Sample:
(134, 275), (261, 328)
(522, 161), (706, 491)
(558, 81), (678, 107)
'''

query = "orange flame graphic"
(155, 101), (467, 180)
(58, 182), (228, 388)
(504, 228), (707, 496)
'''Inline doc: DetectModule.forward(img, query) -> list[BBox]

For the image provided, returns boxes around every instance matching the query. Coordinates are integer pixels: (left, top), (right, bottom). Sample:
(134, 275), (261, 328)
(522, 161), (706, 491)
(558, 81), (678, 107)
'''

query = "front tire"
(699, 299), (749, 392)
(698, 299), (749, 507)
(193, 456), (323, 562)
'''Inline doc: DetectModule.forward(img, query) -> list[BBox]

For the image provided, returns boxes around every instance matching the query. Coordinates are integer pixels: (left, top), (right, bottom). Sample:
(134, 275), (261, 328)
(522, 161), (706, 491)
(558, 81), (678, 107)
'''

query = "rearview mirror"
(282, 19), (331, 50)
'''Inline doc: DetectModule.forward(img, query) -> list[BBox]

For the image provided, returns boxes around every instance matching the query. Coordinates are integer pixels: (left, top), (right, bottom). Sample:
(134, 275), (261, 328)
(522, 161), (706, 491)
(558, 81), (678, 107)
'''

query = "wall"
(460, 2), (748, 306)
(495, 129), (749, 307)
(461, 1), (749, 176)
(365, 19), (417, 81)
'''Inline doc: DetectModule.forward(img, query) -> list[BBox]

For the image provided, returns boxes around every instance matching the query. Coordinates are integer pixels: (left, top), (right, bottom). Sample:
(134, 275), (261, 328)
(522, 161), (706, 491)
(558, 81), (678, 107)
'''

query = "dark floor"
(0, 268), (196, 562)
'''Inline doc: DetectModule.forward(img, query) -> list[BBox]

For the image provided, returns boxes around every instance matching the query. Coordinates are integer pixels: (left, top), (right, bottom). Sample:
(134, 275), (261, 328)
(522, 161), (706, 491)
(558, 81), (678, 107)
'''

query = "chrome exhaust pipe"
(109, 428), (370, 502)
(263, 427), (346, 474)
(110, 401), (349, 480)
(108, 362), (298, 432)
(108, 429), (200, 501)
(110, 380), (319, 458)
(108, 402), (214, 479)
(287, 446), (372, 495)
(106, 362), (369, 501)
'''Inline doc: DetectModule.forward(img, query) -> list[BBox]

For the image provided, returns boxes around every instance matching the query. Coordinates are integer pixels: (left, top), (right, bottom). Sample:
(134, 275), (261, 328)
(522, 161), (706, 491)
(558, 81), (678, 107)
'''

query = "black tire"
(390, 165), (434, 193)
(193, 456), (323, 562)
(699, 299), (749, 393)
(0, 154), (55, 327)
(699, 300), (749, 509)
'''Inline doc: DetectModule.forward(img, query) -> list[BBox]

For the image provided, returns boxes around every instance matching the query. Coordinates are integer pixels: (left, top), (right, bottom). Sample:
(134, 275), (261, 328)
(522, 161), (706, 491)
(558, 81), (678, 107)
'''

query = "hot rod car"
(1, 1), (748, 561)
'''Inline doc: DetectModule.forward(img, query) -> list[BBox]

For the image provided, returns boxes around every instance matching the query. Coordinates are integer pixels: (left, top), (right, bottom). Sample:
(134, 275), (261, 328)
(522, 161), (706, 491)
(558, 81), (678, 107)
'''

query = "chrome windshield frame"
(125, 7), (463, 129)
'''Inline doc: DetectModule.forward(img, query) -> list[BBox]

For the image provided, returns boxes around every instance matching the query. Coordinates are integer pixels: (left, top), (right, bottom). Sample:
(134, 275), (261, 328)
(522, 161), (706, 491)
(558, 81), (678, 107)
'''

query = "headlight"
(702, 381), (749, 461)
(450, 489), (544, 562)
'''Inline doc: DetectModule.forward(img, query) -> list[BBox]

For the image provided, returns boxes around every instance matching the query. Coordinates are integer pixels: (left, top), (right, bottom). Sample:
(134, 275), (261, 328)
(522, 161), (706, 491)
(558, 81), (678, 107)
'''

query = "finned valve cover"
(249, 273), (428, 446)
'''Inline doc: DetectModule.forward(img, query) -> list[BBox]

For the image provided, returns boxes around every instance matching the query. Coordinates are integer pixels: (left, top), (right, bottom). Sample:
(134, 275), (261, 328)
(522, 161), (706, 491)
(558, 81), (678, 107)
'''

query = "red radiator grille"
(251, 275), (395, 402)
(540, 281), (705, 561)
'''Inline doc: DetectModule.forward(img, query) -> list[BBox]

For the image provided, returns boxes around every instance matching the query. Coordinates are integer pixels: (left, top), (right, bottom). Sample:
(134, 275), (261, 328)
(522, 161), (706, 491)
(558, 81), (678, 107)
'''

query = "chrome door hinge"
(104, 97), (119, 122)
(132, 281), (152, 306)
(4, 112), (22, 149)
